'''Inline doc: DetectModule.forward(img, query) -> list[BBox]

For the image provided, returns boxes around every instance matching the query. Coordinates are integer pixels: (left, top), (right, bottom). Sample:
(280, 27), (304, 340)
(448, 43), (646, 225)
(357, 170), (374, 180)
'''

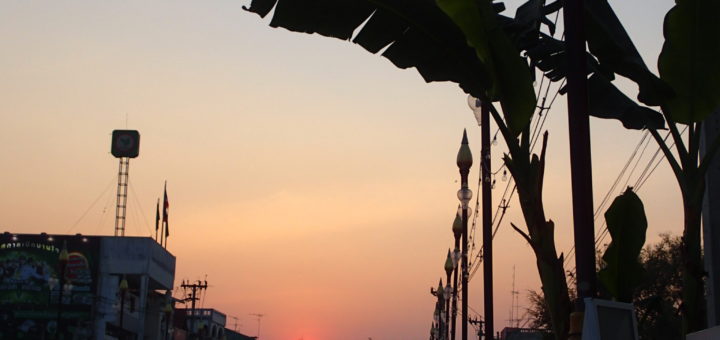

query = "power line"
(467, 69), (562, 283)
(563, 127), (688, 280)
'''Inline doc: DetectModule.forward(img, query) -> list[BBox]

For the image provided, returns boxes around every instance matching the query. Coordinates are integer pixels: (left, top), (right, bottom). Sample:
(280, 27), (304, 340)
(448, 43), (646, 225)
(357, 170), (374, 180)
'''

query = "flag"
(163, 182), (169, 237)
(155, 198), (160, 237)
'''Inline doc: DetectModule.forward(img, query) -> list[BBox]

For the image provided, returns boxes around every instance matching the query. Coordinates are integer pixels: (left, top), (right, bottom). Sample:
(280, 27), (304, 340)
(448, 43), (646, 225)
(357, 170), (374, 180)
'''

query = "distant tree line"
(526, 234), (683, 340)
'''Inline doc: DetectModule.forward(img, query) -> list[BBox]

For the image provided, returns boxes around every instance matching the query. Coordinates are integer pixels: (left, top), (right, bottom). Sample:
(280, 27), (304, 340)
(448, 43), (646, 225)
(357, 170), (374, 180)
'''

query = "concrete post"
(702, 109), (720, 327)
(137, 274), (149, 339)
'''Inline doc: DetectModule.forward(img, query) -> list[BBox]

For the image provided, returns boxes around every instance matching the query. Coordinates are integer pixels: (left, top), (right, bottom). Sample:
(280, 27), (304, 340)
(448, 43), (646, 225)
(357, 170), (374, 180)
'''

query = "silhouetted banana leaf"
(244, 0), (492, 104)
(583, 0), (673, 107)
(524, 32), (604, 82)
(598, 188), (647, 303)
(482, 0), (666, 130)
(505, 0), (557, 49)
(244, 0), (665, 131)
(658, 0), (720, 124)
(587, 74), (665, 130)
(505, 0), (671, 107)
(436, 0), (536, 135)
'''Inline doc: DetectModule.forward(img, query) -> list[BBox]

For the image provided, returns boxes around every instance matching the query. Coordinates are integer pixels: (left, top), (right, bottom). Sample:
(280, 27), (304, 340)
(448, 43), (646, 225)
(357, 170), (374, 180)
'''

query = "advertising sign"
(111, 130), (140, 158)
(0, 234), (98, 339)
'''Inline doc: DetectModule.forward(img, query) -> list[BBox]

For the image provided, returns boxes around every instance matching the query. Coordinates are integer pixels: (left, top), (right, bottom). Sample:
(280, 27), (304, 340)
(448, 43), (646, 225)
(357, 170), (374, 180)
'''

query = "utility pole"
(469, 318), (484, 340)
(180, 280), (208, 335)
(249, 313), (264, 339)
(480, 102), (494, 340)
(563, 0), (597, 308)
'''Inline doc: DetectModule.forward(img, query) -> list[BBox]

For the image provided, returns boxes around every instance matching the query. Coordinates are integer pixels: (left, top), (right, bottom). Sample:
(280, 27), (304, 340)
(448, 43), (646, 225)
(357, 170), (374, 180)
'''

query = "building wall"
(0, 234), (176, 339)
(93, 236), (176, 340)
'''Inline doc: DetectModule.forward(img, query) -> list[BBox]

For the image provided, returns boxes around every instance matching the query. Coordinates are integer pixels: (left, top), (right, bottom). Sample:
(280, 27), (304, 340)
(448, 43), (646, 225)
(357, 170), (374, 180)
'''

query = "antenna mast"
(249, 313), (264, 339)
(509, 265), (520, 328)
(230, 316), (240, 331)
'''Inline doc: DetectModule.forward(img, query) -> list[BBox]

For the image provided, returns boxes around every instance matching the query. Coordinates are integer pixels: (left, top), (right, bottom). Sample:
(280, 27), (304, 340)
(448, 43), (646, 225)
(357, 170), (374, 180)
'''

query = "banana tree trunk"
(505, 132), (571, 340)
(682, 197), (707, 334)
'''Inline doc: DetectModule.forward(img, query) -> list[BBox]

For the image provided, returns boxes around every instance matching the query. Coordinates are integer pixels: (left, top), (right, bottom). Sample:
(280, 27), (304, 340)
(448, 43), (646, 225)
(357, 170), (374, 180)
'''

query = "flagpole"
(160, 202), (165, 247)
(155, 198), (160, 242)
(162, 181), (169, 249)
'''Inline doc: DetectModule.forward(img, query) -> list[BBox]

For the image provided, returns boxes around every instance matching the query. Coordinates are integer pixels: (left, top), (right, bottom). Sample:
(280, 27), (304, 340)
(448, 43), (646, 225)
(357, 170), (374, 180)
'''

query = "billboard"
(0, 234), (99, 339)
(111, 130), (140, 158)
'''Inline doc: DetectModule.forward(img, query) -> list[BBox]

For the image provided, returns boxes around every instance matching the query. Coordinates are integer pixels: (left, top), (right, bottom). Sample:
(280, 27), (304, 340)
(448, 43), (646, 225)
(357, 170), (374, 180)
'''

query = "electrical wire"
(564, 127), (688, 279)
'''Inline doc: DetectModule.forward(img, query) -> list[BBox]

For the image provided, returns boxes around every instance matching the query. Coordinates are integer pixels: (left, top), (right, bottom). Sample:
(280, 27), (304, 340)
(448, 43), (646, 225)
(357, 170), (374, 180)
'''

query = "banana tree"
(244, 0), (665, 338)
(648, 0), (720, 332)
(531, 0), (720, 333)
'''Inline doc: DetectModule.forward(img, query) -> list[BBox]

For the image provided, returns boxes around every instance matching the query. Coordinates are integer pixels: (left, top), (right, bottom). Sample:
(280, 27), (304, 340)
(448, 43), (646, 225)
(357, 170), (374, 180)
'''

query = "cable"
(564, 127), (688, 275)
(67, 176), (117, 233)
(468, 67), (560, 281)
(635, 127), (686, 188)
(129, 181), (153, 236)
(563, 131), (656, 268)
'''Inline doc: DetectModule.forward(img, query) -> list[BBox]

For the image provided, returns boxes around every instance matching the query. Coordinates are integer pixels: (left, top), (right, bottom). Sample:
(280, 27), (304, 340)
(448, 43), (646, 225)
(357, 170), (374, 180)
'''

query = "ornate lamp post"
(444, 250), (454, 340)
(56, 241), (69, 336)
(451, 213), (462, 340)
(432, 279), (446, 340)
(457, 130), (473, 340)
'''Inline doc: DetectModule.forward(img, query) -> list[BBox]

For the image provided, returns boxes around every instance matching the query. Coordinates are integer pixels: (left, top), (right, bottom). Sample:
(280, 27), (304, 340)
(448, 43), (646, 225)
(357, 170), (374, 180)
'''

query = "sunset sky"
(0, 1), (682, 339)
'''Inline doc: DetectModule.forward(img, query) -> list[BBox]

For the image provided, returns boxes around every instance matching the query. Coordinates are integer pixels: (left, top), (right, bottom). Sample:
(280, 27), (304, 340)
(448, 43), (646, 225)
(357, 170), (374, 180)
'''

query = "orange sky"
(0, 1), (682, 339)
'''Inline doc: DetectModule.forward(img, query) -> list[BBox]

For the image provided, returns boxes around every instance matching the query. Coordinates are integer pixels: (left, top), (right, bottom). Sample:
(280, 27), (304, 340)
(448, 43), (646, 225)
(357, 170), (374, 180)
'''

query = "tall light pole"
(457, 130), (473, 340)
(451, 213), (462, 340)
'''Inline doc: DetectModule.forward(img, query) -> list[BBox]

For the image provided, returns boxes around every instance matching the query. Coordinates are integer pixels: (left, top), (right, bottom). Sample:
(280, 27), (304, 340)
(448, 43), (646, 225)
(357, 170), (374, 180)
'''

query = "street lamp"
(56, 241), (69, 336)
(444, 250), (454, 340)
(163, 301), (173, 340)
(431, 279), (446, 340)
(438, 279), (446, 340)
(119, 275), (129, 329)
(457, 130), (473, 340)
(450, 212), (462, 340)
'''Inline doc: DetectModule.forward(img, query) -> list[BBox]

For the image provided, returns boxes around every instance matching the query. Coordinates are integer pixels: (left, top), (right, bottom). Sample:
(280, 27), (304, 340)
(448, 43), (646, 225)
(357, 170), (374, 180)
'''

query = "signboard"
(0, 234), (99, 339)
(111, 130), (140, 158)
